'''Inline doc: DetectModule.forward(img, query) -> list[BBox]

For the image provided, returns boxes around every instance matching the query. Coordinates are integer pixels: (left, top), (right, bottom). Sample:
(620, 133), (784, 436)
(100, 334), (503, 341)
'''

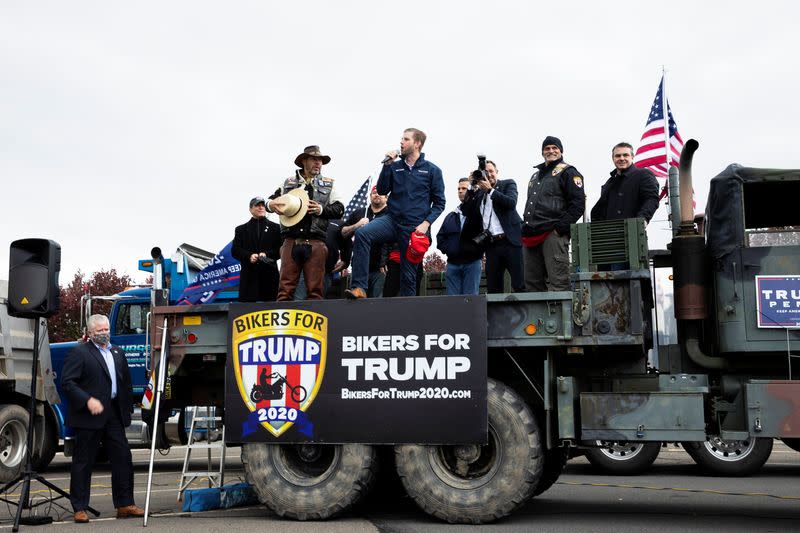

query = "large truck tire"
(394, 379), (543, 524)
(683, 436), (773, 476)
(31, 412), (57, 473)
(241, 442), (378, 520)
(533, 446), (568, 496)
(782, 438), (800, 453)
(585, 441), (661, 475)
(0, 405), (29, 483)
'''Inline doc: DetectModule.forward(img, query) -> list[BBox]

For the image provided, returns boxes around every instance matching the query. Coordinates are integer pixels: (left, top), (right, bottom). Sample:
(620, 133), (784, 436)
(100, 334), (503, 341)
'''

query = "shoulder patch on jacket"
(552, 163), (568, 176)
(572, 176), (583, 188)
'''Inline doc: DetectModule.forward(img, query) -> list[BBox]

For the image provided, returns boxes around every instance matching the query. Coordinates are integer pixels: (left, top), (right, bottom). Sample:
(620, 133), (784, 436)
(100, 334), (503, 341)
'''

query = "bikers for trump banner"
(225, 296), (488, 444)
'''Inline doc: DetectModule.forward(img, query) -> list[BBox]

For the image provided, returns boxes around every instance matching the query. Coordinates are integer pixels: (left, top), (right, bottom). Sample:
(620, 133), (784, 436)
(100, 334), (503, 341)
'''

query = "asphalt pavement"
(0, 443), (797, 532)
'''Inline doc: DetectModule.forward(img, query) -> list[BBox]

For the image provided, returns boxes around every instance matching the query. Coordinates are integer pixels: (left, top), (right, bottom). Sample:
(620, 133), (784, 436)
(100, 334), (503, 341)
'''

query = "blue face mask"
(92, 333), (110, 346)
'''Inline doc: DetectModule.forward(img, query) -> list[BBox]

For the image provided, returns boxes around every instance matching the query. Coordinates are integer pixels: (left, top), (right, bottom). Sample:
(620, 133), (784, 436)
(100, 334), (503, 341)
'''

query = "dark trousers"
(523, 232), (571, 291)
(485, 239), (524, 293)
(70, 403), (134, 511)
(383, 261), (422, 297)
(278, 239), (327, 301)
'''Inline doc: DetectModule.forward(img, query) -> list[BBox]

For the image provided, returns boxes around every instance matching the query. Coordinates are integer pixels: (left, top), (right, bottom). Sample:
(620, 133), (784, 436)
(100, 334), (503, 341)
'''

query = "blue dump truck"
(45, 244), (238, 458)
(146, 143), (800, 524)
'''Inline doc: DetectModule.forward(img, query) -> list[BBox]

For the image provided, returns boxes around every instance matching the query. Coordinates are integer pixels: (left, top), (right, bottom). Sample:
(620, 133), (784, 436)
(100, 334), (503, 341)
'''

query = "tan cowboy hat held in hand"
(294, 145), (331, 167)
(273, 188), (310, 227)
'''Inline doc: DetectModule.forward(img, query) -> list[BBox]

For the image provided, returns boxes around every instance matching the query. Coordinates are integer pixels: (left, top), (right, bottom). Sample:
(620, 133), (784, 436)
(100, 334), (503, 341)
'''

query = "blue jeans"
(446, 260), (482, 295)
(367, 271), (386, 298)
(352, 216), (417, 296)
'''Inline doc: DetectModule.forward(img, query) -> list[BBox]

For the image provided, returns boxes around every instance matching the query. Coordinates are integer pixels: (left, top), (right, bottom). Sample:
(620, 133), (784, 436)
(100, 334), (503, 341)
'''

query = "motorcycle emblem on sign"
(231, 309), (327, 438)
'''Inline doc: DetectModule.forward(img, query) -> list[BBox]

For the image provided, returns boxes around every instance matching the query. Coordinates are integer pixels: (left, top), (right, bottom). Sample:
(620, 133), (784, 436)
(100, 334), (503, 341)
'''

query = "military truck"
(145, 141), (800, 523)
(0, 281), (60, 482)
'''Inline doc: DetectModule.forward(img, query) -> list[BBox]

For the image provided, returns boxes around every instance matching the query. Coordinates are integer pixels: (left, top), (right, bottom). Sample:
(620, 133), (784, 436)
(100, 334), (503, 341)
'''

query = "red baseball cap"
(406, 232), (430, 264)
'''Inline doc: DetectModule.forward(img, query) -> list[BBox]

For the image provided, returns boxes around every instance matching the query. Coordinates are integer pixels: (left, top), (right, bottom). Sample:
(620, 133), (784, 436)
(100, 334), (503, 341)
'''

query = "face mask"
(92, 333), (110, 346)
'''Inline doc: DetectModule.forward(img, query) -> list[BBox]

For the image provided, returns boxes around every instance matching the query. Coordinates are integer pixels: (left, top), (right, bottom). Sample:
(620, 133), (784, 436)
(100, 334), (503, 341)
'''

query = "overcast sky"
(2, 1), (798, 284)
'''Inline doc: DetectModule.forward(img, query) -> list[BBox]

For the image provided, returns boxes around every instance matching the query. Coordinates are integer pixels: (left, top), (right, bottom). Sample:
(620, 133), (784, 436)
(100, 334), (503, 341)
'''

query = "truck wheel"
(782, 438), (800, 453)
(533, 446), (568, 496)
(394, 379), (543, 524)
(683, 436), (773, 476)
(31, 412), (57, 473)
(0, 405), (29, 483)
(241, 442), (378, 520)
(585, 441), (661, 475)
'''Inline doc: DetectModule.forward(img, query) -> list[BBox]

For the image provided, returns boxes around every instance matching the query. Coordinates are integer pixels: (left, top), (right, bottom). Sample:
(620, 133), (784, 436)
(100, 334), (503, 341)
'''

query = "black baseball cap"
(249, 196), (266, 208)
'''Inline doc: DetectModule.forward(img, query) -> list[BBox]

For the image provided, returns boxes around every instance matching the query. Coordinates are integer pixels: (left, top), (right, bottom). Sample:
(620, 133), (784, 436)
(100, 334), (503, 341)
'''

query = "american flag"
(342, 177), (371, 220)
(634, 76), (684, 178)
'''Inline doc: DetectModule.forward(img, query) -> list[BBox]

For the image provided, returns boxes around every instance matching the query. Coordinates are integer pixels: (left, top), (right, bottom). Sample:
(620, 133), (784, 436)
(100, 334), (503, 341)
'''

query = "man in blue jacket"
(437, 177), (484, 295)
(346, 128), (446, 298)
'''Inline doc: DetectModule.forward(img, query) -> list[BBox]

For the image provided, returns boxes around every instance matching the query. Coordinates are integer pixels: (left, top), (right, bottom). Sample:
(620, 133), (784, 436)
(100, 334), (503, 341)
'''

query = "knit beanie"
(541, 136), (563, 153)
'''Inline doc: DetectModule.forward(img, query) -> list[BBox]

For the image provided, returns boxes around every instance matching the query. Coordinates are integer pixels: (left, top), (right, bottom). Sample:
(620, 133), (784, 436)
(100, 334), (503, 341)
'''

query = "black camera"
(471, 154), (488, 186)
(472, 229), (492, 247)
(257, 255), (276, 266)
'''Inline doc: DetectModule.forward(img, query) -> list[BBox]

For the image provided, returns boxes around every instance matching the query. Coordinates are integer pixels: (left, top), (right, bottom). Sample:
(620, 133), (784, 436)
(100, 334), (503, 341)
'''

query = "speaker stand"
(0, 320), (98, 531)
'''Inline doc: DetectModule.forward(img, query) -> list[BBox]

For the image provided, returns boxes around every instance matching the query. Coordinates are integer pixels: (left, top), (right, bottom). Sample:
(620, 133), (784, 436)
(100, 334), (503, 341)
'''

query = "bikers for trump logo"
(231, 309), (327, 438)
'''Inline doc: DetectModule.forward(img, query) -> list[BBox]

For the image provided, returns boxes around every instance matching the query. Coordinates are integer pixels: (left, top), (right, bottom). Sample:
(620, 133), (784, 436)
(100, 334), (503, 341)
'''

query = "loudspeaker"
(8, 239), (61, 318)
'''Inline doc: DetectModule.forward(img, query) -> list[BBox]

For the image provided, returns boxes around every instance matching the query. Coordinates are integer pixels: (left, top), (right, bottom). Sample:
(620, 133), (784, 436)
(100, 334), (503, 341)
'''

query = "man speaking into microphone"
(346, 128), (445, 298)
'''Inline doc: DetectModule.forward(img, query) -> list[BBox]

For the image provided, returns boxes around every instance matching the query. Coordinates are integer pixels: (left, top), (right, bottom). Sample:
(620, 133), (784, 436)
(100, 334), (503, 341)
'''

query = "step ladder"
(177, 406), (226, 501)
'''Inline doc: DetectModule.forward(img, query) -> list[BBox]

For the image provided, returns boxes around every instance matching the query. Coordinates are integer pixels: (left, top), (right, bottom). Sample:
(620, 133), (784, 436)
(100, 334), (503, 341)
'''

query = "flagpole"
(661, 66), (670, 169)
(364, 174), (374, 218)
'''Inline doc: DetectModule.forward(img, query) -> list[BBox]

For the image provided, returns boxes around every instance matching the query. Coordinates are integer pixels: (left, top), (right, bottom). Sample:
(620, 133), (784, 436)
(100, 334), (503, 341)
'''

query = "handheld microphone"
(381, 149), (400, 164)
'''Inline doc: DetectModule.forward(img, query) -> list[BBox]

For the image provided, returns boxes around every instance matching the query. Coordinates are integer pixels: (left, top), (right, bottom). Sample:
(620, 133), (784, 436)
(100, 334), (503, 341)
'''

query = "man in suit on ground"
(464, 160), (524, 293)
(61, 314), (144, 523)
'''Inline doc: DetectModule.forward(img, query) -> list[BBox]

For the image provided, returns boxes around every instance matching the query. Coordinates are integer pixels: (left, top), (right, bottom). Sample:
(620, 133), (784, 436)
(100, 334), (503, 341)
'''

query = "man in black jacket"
(591, 142), (660, 223)
(522, 136), (585, 292)
(464, 161), (524, 293)
(61, 314), (143, 523)
(232, 196), (281, 302)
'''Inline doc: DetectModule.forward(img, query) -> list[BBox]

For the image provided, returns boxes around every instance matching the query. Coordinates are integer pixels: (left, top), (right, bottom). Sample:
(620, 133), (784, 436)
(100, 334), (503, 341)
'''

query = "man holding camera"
(437, 177), (484, 295)
(267, 145), (344, 300)
(463, 159), (524, 293)
(232, 196), (282, 302)
(346, 128), (445, 299)
(522, 136), (585, 292)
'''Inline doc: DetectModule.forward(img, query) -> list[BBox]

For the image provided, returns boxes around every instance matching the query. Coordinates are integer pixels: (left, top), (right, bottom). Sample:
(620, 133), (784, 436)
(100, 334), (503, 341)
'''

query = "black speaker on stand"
(2, 239), (97, 531)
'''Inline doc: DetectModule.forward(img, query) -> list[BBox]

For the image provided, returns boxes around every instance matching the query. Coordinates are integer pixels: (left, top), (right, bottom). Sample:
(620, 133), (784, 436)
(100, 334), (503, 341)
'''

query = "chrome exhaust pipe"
(678, 139), (699, 233)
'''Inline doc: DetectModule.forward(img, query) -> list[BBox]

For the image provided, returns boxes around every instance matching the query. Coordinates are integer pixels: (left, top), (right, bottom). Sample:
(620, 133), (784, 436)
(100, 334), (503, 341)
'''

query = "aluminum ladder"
(177, 406), (226, 501)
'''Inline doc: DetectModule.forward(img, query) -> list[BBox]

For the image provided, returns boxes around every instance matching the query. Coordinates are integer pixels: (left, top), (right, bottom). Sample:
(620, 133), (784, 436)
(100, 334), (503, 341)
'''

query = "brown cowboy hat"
(294, 145), (331, 167)
(272, 188), (310, 227)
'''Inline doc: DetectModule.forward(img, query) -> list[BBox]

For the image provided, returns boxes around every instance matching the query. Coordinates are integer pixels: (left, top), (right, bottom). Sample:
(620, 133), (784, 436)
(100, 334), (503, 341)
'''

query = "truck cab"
(49, 244), (239, 454)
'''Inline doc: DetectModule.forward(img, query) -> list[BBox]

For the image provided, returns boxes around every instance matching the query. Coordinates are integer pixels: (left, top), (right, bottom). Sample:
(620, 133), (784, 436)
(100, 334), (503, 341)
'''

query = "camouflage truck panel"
(579, 392), (705, 441)
(745, 380), (800, 438)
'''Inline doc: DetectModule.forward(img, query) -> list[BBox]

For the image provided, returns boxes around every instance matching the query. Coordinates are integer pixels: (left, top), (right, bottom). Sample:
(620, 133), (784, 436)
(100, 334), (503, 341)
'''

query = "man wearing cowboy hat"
(267, 145), (344, 300)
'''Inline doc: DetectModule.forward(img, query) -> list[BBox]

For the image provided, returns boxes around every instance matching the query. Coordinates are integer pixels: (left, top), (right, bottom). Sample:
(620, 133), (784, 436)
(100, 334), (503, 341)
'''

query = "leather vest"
(280, 172), (335, 240)
(523, 162), (573, 234)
